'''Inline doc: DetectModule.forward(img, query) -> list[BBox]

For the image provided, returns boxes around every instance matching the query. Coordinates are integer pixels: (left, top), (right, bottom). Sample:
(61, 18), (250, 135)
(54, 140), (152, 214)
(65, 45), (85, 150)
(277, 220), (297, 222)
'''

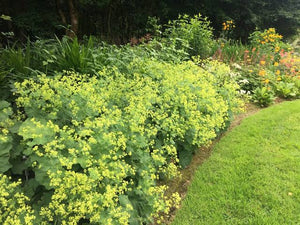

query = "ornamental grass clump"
(0, 60), (242, 224)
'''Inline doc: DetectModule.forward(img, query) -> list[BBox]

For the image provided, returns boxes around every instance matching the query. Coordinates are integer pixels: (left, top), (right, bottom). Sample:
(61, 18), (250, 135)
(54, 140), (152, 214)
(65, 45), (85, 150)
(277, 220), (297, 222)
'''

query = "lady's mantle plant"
(0, 60), (242, 224)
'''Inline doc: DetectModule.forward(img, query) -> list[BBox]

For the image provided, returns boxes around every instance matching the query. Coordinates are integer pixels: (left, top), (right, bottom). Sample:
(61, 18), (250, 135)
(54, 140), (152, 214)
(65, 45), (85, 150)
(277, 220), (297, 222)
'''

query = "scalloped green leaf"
(0, 100), (10, 110)
(0, 136), (12, 173)
(19, 118), (56, 147)
(0, 155), (11, 173)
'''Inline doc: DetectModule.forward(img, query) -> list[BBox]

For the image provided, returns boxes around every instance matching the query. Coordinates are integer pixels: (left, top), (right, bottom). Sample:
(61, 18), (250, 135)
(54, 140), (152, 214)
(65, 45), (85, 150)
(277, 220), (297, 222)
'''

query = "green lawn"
(172, 100), (300, 225)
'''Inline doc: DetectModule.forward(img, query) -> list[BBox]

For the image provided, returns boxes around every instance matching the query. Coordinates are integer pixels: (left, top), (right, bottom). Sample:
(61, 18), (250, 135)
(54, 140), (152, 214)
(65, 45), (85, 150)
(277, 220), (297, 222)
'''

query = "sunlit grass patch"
(172, 100), (300, 225)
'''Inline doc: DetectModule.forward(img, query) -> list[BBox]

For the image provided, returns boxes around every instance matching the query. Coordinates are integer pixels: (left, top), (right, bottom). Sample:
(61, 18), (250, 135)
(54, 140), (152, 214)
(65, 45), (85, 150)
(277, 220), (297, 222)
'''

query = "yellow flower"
(277, 77), (281, 81)
(274, 62), (279, 67)
(248, 70), (253, 73)
(260, 60), (266, 66)
(264, 79), (270, 84)
(275, 46), (280, 52)
(276, 70), (280, 75)
(2, 128), (9, 135)
(259, 70), (266, 76)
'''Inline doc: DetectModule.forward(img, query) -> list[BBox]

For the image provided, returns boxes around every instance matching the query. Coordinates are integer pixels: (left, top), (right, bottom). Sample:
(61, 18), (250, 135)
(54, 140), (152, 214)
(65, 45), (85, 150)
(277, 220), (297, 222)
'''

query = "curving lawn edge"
(172, 100), (300, 225)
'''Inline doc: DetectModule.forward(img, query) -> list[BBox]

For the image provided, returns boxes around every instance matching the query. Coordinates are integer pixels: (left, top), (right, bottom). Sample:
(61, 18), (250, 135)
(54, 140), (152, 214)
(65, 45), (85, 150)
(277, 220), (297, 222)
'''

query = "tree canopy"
(0, 0), (299, 43)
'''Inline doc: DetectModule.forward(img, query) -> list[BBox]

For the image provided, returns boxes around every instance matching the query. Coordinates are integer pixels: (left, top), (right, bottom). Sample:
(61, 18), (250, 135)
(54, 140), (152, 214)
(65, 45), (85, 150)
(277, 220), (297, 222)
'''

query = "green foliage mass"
(0, 101), (14, 173)
(0, 36), (189, 101)
(1, 0), (299, 44)
(0, 174), (35, 224)
(252, 87), (275, 107)
(0, 60), (242, 224)
(163, 14), (215, 58)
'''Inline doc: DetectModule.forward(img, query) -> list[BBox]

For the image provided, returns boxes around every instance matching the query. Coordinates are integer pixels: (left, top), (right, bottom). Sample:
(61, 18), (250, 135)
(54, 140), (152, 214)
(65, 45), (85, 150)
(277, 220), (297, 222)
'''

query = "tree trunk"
(56, 0), (67, 25)
(68, 0), (79, 38)
(107, 5), (112, 37)
(56, 0), (73, 37)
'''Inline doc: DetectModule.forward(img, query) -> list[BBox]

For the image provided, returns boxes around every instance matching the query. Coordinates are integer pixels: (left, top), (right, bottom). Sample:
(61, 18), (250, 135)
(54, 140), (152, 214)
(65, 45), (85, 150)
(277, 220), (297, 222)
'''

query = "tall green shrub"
(164, 14), (215, 58)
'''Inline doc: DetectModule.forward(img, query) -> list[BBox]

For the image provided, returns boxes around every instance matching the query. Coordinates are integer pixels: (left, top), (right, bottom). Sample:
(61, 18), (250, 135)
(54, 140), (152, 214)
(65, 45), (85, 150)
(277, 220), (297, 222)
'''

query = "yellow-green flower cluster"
(0, 175), (35, 225)
(0, 59), (242, 224)
(0, 101), (15, 173)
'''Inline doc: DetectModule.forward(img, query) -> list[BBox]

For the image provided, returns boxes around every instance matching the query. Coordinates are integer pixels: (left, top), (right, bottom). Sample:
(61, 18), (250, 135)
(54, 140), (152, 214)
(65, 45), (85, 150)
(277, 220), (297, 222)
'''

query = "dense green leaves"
(164, 14), (215, 58)
(1, 0), (299, 44)
(0, 59), (242, 224)
(0, 37), (190, 102)
(0, 101), (14, 173)
(0, 141), (12, 173)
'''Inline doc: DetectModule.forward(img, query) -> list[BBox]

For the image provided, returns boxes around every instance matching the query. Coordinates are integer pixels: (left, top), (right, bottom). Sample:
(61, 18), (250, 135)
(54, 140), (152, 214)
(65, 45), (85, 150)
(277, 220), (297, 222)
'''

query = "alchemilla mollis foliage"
(0, 60), (242, 224)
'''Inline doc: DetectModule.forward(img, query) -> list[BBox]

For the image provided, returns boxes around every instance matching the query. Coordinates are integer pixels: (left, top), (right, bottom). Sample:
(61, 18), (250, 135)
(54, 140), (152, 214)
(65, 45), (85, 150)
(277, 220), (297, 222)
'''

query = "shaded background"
(1, 0), (299, 44)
